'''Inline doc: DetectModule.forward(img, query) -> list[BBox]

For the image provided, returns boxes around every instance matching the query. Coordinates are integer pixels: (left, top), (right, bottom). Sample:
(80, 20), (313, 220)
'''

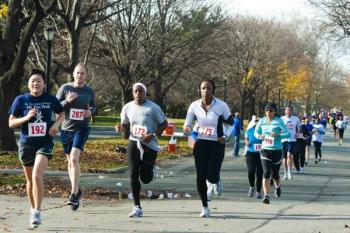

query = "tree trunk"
(68, 30), (81, 82)
(0, 73), (21, 151)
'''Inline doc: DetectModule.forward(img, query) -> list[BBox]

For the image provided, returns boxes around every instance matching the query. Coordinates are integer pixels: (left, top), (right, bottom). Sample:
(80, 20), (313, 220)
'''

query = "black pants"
(193, 140), (225, 207)
(127, 141), (157, 206)
(313, 141), (322, 160)
(294, 141), (306, 171)
(260, 149), (282, 180)
(246, 151), (263, 192)
(338, 128), (344, 139)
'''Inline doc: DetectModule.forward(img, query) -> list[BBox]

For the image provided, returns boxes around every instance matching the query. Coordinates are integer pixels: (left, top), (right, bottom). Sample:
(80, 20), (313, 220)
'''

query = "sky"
(215, 0), (317, 21)
(210, 0), (350, 71)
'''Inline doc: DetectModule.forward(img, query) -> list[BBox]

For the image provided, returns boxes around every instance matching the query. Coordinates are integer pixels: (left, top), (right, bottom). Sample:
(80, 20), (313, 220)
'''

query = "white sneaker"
(287, 172), (292, 180)
(206, 180), (214, 197)
(283, 173), (288, 180)
(300, 167), (305, 174)
(214, 180), (223, 196)
(248, 187), (255, 197)
(200, 207), (210, 217)
(30, 210), (41, 228)
(128, 206), (143, 217)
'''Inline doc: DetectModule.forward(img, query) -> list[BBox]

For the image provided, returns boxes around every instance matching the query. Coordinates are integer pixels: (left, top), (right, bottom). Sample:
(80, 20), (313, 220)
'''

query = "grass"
(0, 174), (26, 185)
(91, 116), (185, 129)
(0, 136), (192, 173)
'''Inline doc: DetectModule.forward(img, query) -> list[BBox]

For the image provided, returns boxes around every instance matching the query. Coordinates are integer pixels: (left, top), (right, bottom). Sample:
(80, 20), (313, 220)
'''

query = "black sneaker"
(275, 186), (281, 198)
(67, 190), (82, 211)
(315, 160), (318, 164)
(262, 195), (270, 204)
(270, 179), (274, 186)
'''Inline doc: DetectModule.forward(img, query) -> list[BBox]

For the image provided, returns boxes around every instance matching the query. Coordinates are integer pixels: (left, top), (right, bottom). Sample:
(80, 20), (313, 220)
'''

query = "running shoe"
(30, 210), (41, 228)
(287, 172), (292, 180)
(256, 192), (262, 199)
(200, 207), (210, 217)
(275, 186), (281, 198)
(315, 160), (318, 164)
(300, 167), (305, 174)
(248, 187), (255, 197)
(67, 189), (82, 211)
(283, 173), (288, 180)
(206, 180), (214, 196)
(262, 195), (270, 204)
(128, 206), (143, 217)
(270, 179), (274, 186)
(214, 180), (223, 196)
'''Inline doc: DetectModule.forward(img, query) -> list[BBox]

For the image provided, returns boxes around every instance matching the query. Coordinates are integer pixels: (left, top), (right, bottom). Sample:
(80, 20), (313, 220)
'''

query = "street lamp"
(44, 27), (54, 92)
(223, 74), (228, 102)
(314, 90), (321, 112)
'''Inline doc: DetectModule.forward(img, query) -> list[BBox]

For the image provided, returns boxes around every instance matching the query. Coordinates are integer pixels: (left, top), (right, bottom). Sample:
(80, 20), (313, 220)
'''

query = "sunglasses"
(265, 108), (274, 112)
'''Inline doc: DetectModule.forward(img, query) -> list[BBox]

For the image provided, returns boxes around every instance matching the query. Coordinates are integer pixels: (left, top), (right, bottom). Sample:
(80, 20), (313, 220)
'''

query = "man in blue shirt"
(231, 112), (244, 157)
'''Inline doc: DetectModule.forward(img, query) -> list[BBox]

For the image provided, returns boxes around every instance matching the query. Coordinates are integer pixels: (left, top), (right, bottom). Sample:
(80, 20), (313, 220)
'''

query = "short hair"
(74, 62), (88, 73)
(286, 105), (293, 110)
(27, 69), (46, 83)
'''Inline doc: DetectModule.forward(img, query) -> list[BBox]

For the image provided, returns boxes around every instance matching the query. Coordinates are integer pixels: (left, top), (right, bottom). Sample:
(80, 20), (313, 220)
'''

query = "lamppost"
(223, 74), (228, 102)
(44, 27), (54, 92)
(314, 90), (321, 113)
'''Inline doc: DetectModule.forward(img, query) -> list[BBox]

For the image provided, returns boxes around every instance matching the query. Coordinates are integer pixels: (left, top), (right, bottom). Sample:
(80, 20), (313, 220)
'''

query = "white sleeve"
(120, 105), (129, 125)
(184, 103), (196, 128)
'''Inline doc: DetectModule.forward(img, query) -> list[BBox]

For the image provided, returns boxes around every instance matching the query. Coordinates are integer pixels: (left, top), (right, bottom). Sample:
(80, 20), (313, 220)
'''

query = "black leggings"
(294, 141), (306, 170)
(338, 128), (344, 139)
(193, 140), (225, 207)
(260, 149), (282, 180)
(313, 141), (322, 159)
(246, 151), (263, 192)
(127, 141), (157, 206)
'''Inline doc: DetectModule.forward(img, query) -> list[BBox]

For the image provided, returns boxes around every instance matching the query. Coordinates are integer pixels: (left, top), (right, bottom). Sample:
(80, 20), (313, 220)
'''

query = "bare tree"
(0, 0), (56, 151)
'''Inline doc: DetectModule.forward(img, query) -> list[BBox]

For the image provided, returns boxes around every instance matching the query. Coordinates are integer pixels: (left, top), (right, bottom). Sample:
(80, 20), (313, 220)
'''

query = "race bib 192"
(132, 125), (148, 137)
(28, 122), (47, 137)
(70, 108), (84, 120)
(198, 127), (215, 136)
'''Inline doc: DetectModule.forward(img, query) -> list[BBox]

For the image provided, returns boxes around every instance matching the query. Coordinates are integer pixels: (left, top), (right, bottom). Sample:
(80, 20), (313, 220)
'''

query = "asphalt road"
(1, 127), (350, 232)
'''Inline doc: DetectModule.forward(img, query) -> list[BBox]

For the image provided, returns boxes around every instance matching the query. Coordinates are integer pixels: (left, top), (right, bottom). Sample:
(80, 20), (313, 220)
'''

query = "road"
(1, 128), (350, 232)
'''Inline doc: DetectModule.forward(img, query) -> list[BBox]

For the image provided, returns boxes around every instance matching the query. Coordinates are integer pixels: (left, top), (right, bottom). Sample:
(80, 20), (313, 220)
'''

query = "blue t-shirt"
(232, 117), (244, 136)
(9, 92), (63, 144)
(245, 126), (262, 153)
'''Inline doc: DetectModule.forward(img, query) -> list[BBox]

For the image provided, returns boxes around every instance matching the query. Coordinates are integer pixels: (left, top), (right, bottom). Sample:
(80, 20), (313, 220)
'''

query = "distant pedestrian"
(231, 112), (244, 157)
(312, 118), (325, 164)
(335, 116), (346, 145)
(281, 106), (301, 180)
(9, 69), (64, 228)
(244, 117), (263, 199)
(119, 82), (168, 217)
(183, 79), (233, 217)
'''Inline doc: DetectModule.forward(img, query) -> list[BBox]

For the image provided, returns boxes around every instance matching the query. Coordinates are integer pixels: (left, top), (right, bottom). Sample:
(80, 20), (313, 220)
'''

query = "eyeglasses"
(265, 108), (273, 112)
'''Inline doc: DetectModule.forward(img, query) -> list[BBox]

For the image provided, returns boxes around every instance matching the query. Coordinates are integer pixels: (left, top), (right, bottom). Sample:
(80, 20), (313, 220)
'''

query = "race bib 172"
(132, 125), (148, 137)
